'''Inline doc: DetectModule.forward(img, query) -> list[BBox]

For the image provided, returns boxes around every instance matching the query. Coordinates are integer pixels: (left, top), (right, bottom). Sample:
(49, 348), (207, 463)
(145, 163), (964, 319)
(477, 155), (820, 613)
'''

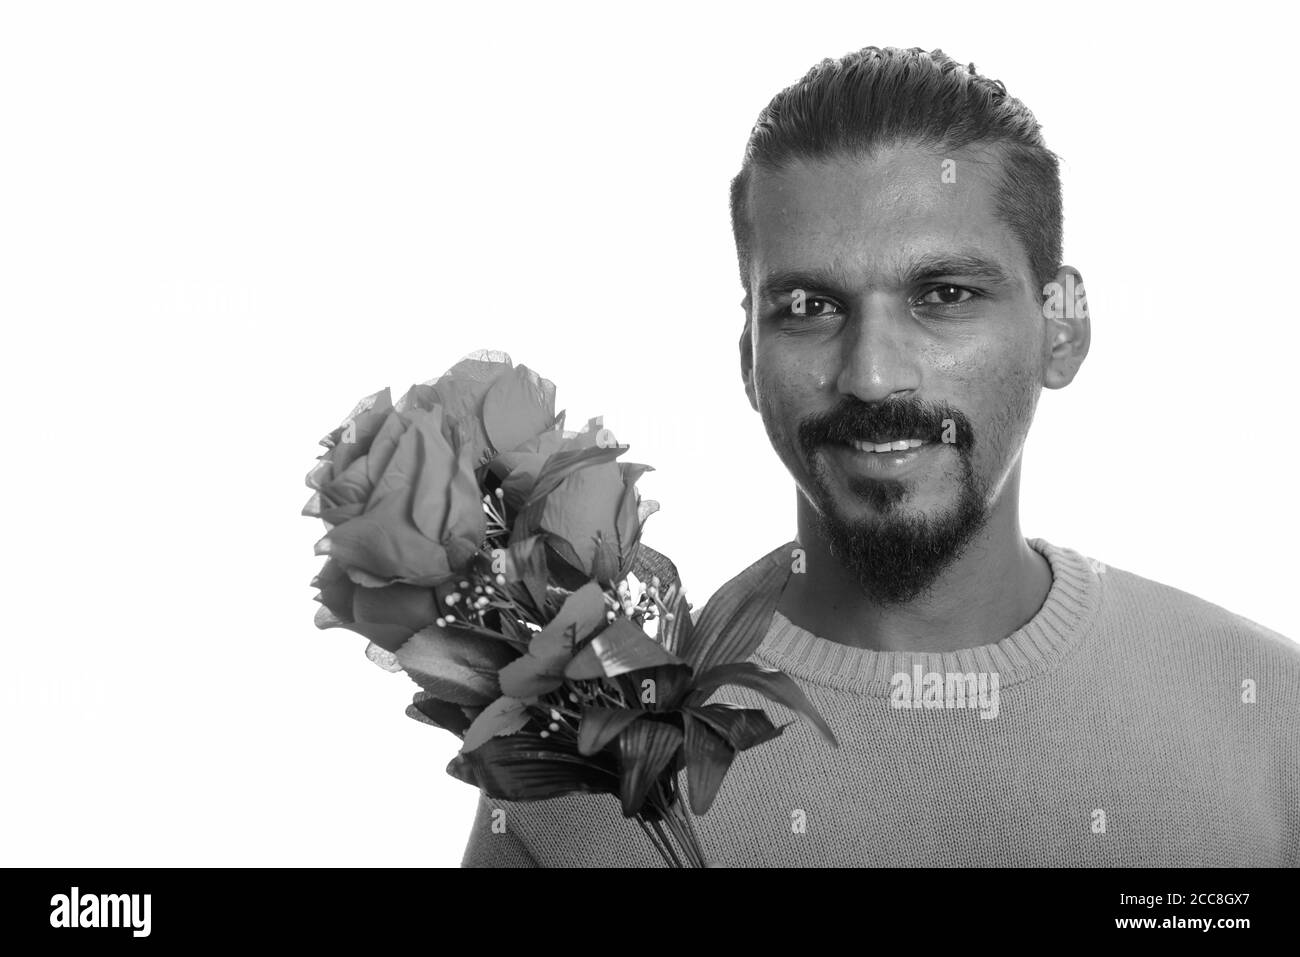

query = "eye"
(915, 284), (977, 307)
(783, 296), (843, 319)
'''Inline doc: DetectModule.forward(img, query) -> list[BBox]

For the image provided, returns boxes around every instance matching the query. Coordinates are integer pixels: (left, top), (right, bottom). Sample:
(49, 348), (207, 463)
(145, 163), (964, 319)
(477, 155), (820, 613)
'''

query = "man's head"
(732, 47), (1089, 604)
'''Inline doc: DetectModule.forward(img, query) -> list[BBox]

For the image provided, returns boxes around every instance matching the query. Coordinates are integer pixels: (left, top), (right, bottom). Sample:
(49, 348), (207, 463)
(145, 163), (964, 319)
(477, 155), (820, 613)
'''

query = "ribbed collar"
(753, 538), (1102, 694)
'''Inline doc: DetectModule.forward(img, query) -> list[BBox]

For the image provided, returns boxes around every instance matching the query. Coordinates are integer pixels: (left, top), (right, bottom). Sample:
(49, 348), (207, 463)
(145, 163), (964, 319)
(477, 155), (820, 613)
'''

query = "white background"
(1, 1), (1296, 867)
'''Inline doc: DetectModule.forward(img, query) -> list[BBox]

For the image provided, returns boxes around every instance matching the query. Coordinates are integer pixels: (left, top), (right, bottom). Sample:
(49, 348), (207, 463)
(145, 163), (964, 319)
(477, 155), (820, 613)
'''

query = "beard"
(798, 399), (991, 606)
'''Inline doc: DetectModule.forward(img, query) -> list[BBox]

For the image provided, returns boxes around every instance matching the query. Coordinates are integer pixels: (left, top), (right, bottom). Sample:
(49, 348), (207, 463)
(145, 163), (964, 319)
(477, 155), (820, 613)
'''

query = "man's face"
(740, 145), (1048, 603)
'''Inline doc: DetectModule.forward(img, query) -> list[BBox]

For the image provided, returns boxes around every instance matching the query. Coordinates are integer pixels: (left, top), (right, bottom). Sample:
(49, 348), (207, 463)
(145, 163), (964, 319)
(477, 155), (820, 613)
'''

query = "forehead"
(746, 145), (1029, 286)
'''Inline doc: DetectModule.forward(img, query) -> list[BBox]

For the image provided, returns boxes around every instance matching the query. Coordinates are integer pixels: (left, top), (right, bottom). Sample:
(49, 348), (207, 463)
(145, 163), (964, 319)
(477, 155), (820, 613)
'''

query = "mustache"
(798, 398), (974, 455)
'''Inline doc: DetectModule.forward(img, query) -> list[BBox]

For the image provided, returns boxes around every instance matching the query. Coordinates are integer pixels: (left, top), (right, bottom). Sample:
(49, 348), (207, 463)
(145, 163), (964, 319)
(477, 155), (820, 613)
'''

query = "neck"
(778, 479), (1051, 653)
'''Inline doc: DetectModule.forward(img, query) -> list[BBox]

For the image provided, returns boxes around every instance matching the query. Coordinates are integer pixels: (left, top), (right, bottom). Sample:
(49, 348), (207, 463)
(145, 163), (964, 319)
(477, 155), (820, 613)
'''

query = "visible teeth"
(849, 438), (926, 453)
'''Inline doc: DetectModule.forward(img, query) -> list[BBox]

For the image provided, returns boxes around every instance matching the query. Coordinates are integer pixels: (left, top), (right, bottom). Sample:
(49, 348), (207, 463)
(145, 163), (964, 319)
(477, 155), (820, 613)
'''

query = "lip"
(825, 439), (941, 476)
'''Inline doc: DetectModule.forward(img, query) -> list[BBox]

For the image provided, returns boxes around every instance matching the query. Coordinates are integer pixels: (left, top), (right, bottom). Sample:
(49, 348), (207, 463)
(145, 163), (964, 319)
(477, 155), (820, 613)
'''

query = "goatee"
(799, 399), (990, 605)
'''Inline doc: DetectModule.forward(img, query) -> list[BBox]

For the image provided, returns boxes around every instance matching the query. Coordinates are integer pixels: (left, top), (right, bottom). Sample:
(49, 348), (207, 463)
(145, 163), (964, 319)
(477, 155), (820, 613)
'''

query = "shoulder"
(1071, 545), (1300, 680)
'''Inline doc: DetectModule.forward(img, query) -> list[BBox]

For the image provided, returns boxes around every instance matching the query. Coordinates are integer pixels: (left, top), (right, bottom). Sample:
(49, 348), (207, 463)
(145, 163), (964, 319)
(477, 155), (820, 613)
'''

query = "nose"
(835, 294), (921, 402)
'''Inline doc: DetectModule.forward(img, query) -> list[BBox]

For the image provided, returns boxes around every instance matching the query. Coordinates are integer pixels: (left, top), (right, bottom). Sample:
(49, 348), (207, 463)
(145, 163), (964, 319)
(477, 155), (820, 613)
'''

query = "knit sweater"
(460, 539), (1300, 866)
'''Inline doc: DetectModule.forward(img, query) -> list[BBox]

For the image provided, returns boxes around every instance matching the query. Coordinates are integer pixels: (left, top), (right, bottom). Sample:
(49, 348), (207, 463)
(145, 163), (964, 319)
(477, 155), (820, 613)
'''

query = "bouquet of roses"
(302, 350), (837, 867)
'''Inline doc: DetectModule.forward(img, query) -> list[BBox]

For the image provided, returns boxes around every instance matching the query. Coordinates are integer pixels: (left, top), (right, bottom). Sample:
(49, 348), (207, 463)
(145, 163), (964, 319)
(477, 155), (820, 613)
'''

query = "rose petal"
(538, 461), (624, 575)
(352, 581), (439, 633)
(483, 364), (556, 456)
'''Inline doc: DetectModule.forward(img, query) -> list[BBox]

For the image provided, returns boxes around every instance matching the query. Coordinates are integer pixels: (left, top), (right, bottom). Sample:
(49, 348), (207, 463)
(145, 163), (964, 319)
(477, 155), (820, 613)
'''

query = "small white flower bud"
(548, 722), (560, 732)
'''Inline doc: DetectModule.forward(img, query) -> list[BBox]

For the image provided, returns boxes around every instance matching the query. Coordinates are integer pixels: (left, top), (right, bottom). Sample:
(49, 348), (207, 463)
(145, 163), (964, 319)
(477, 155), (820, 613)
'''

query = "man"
(462, 46), (1299, 866)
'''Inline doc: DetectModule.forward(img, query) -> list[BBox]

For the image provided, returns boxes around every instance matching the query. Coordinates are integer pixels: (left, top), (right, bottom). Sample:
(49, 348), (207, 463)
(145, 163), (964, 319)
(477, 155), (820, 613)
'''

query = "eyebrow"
(757, 252), (1016, 304)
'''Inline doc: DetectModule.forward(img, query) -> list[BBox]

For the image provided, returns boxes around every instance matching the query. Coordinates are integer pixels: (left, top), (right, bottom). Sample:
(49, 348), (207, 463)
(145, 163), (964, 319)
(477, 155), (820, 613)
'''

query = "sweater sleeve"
(460, 792), (540, 868)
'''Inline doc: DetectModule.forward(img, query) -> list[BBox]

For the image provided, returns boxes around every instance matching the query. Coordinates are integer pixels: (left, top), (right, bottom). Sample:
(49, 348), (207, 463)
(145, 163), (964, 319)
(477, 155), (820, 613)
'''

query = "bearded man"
(461, 46), (1299, 867)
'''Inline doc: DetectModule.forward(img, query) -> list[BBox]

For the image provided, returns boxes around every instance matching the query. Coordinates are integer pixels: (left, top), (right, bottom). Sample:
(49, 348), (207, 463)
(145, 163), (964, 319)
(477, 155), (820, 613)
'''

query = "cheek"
(754, 350), (825, 413)
(752, 353), (829, 463)
(967, 344), (1041, 461)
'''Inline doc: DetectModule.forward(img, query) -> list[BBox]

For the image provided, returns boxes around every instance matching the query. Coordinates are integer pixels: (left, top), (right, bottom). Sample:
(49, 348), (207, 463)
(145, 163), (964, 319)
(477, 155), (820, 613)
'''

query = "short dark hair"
(729, 46), (1062, 301)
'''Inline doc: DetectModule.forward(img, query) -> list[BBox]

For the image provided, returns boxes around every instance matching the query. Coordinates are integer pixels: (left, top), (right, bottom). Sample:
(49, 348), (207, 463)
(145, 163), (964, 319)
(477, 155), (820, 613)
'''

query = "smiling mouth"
(826, 437), (940, 478)
(844, 437), (928, 453)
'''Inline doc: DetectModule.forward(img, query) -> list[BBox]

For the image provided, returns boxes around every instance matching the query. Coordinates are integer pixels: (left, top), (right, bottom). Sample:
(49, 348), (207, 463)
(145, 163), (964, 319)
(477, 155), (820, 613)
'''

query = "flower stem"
(649, 816), (684, 868)
(635, 814), (675, 868)
(651, 780), (706, 867)
(676, 798), (707, 867)
(664, 797), (702, 867)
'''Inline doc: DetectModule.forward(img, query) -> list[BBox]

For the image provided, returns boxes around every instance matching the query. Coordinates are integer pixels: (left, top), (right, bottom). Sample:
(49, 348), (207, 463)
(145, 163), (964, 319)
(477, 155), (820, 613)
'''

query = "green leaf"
(687, 703), (785, 751)
(630, 662), (695, 712)
(530, 581), (607, 658)
(447, 730), (620, 802)
(681, 541), (795, 672)
(590, 532), (621, 582)
(682, 711), (736, 816)
(617, 718), (684, 817)
(523, 444), (626, 508)
(395, 624), (516, 705)
(687, 661), (838, 747)
(461, 695), (533, 753)
(497, 613), (534, 647)
(405, 692), (474, 736)
(506, 535), (550, 617)
(495, 647), (567, 699)
(541, 538), (592, 591)
(441, 618), (528, 650)
(655, 588), (695, 660)
(576, 706), (645, 756)
(563, 618), (682, 680)
(497, 582), (608, 697)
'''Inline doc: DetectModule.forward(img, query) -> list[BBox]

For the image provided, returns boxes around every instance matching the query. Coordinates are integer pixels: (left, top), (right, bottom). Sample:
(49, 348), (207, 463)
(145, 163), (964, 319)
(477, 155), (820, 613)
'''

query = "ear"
(739, 296), (758, 412)
(1040, 264), (1091, 390)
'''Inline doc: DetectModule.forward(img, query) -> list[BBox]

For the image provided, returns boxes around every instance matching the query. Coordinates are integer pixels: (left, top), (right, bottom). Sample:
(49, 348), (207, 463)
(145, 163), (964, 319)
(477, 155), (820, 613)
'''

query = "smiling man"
(462, 46), (1299, 866)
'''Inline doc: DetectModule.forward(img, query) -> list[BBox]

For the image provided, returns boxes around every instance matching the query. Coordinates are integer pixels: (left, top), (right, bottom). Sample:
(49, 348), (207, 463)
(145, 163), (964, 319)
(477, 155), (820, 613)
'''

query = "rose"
(303, 386), (396, 527)
(400, 353), (558, 474)
(305, 355), (557, 525)
(309, 402), (485, 586)
(487, 416), (607, 508)
(304, 401), (483, 651)
(485, 417), (658, 583)
(309, 556), (447, 652)
(304, 353), (560, 647)
(531, 458), (656, 583)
